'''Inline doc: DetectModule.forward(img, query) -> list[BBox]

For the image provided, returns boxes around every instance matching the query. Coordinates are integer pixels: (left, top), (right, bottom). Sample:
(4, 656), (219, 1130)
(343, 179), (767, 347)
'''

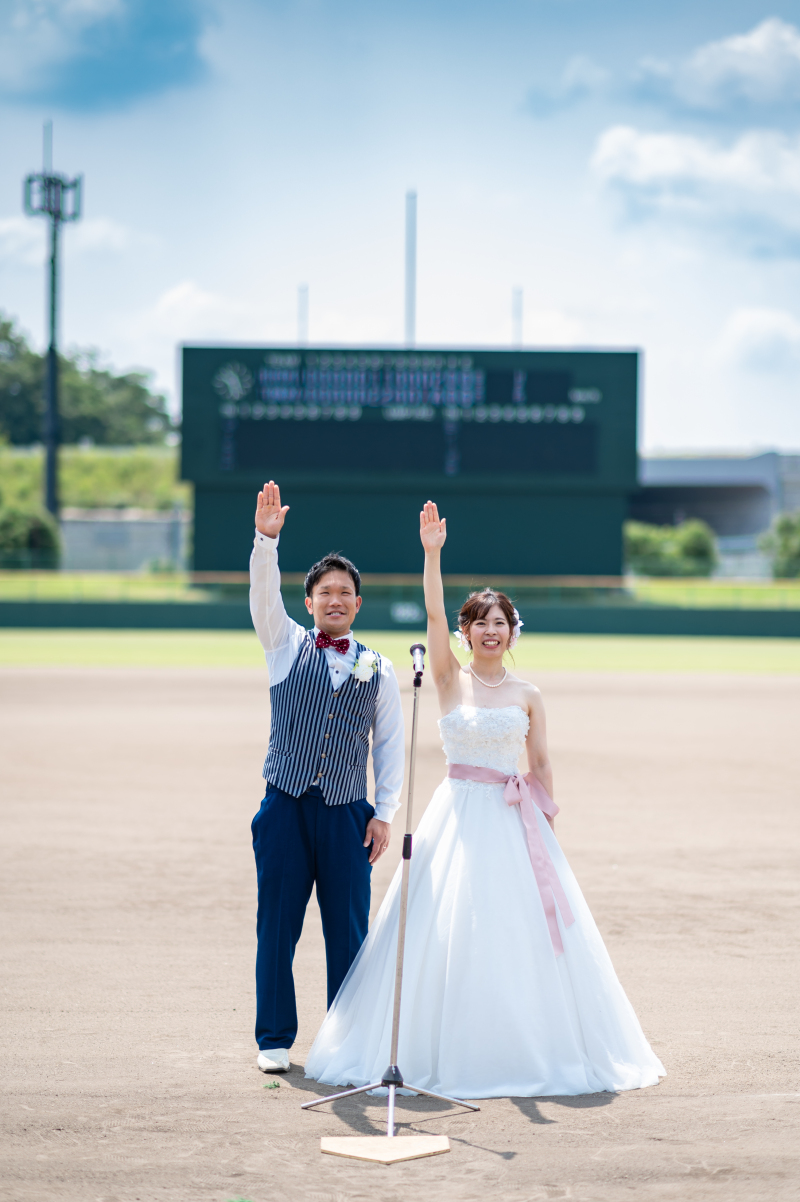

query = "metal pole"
(512, 286), (523, 348)
(44, 208), (60, 516)
(383, 673), (421, 1137)
(388, 678), (420, 1073)
(43, 120), (53, 173)
(298, 283), (309, 345)
(404, 190), (417, 347)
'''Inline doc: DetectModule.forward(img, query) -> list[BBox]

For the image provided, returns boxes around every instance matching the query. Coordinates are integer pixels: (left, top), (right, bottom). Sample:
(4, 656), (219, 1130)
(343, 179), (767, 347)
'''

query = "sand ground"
(2, 664), (799, 1201)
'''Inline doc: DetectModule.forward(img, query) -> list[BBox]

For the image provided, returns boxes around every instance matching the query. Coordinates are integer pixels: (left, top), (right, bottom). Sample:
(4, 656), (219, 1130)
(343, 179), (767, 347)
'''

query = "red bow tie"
(316, 631), (350, 655)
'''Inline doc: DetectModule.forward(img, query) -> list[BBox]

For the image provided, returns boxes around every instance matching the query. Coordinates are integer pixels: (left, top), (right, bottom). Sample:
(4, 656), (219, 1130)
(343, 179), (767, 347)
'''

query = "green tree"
(0, 506), (60, 568)
(624, 519), (718, 577)
(760, 512), (800, 579)
(0, 316), (44, 444)
(0, 313), (173, 446)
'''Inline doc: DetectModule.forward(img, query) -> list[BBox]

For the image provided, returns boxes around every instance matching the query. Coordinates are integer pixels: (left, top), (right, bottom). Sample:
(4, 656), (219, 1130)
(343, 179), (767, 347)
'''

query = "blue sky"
(2, 0), (800, 452)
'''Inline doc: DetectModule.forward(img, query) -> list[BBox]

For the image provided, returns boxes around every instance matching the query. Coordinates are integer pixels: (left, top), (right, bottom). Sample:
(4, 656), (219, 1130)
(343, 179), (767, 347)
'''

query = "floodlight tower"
(23, 122), (83, 516)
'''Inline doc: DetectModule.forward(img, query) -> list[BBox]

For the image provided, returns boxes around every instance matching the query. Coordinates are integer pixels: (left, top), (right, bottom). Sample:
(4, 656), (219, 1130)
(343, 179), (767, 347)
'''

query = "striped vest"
(263, 632), (382, 807)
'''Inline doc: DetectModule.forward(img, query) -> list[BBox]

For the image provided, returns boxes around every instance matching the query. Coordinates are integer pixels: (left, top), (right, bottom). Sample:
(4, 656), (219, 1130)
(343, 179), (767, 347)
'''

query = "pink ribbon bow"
(447, 764), (576, 956)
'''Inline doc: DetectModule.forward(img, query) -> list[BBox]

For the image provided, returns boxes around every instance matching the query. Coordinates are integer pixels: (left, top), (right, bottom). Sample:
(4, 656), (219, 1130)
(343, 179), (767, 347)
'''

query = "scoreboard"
(181, 346), (638, 575)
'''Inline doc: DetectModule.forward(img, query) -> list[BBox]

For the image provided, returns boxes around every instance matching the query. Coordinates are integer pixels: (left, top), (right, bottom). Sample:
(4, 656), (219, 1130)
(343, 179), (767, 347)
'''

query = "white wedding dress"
(305, 704), (665, 1098)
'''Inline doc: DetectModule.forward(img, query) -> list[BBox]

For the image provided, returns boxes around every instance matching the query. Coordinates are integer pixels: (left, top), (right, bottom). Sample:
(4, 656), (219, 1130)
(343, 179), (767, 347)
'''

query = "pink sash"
(447, 763), (576, 956)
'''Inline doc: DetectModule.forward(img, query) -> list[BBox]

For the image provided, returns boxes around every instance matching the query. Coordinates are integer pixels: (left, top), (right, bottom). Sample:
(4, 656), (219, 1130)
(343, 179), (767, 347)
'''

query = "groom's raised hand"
(255, 480), (290, 539)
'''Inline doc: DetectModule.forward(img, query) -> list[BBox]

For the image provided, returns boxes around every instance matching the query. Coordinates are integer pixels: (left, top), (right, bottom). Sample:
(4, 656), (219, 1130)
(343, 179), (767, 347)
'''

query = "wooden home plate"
(320, 1135), (450, 1163)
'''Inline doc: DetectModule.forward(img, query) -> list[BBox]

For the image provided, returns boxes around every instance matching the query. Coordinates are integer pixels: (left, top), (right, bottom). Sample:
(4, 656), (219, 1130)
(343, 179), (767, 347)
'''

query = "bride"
(305, 501), (665, 1098)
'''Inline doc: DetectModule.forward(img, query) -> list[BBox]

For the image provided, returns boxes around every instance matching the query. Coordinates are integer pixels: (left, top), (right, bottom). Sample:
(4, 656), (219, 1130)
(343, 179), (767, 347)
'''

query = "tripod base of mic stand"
(303, 1064), (480, 1160)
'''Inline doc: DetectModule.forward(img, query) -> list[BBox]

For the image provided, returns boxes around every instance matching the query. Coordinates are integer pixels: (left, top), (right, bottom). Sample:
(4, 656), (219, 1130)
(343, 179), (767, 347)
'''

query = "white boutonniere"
(352, 648), (378, 685)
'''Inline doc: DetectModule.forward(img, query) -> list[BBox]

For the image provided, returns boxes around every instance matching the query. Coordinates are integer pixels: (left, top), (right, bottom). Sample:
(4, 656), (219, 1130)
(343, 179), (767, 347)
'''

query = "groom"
(249, 481), (405, 1072)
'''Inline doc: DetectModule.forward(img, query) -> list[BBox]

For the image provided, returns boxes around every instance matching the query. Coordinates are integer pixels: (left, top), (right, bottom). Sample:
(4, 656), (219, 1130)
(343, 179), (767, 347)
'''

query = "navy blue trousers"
(251, 784), (374, 1051)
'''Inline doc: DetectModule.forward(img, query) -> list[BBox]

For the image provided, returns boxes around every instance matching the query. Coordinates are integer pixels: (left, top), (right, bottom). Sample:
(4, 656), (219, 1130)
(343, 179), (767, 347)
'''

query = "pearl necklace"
(469, 663), (508, 689)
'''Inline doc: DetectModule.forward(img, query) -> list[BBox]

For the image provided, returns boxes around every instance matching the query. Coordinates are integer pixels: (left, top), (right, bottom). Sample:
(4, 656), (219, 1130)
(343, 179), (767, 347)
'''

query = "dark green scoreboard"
(181, 346), (638, 574)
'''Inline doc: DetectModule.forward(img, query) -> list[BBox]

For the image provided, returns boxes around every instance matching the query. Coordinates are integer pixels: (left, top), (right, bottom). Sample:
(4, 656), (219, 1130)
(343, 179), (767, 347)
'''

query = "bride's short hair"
(457, 590), (517, 649)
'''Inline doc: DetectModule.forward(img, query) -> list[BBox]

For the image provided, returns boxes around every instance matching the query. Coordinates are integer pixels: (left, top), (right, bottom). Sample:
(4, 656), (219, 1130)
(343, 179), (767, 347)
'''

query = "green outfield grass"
(2, 629), (800, 673)
(0, 572), (209, 602)
(631, 579), (800, 608)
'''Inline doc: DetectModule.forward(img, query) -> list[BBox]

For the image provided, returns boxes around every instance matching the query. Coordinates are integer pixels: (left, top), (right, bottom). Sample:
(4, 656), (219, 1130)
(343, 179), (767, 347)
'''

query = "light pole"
(23, 122), (82, 516)
(404, 190), (417, 347)
(297, 283), (309, 344)
(512, 286), (523, 348)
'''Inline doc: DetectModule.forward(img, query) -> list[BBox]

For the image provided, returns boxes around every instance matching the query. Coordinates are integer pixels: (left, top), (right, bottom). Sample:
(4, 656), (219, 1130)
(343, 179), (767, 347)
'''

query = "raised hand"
(255, 481), (290, 539)
(421, 499), (459, 698)
(420, 500), (447, 552)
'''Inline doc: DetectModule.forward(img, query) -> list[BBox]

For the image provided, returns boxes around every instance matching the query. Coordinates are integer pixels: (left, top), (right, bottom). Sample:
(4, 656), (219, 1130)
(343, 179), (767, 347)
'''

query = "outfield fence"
(2, 572), (800, 636)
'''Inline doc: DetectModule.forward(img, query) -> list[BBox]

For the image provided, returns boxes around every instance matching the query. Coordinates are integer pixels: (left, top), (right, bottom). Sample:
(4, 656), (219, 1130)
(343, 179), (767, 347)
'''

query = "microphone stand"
(302, 643), (479, 1163)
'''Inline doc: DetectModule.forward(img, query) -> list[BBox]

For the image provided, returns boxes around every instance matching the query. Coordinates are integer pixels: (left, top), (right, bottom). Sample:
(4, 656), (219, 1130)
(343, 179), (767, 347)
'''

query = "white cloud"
(0, 0), (208, 110)
(115, 281), (267, 406)
(526, 308), (583, 345)
(532, 19), (800, 119)
(634, 18), (800, 113)
(713, 307), (800, 372)
(0, 213), (154, 268)
(70, 217), (156, 255)
(591, 125), (800, 255)
(141, 281), (259, 343)
(527, 54), (609, 115)
(0, 216), (46, 267)
(307, 305), (395, 345)
(0, 0), (123, 91)
(593, 125), (800, 193)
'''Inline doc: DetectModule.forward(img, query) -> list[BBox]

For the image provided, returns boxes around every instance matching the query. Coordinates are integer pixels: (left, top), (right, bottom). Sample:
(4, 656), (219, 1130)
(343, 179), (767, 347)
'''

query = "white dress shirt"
(249, 531), (405, 822)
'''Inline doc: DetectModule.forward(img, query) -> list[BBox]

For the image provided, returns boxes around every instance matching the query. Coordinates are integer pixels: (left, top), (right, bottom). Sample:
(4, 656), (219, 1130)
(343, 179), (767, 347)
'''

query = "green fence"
(2, 599), (800, 637)
(2, 572), (800, 636)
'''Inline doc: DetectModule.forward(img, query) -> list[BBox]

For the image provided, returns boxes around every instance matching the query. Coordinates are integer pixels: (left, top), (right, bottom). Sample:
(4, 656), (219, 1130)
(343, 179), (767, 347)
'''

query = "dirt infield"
(2, 664), (799, 1201)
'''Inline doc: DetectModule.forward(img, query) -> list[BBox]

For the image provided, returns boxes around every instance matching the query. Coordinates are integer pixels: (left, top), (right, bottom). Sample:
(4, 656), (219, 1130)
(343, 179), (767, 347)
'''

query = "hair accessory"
(508, 608), (524, 649)
(454, 627), (471, 652)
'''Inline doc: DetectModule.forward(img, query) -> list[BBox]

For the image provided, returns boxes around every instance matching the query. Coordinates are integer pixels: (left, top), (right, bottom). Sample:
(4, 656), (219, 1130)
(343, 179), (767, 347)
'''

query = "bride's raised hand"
(255, 480), (290, 539)
(421, 500), (457, 690)
(420, 501), (446, 552)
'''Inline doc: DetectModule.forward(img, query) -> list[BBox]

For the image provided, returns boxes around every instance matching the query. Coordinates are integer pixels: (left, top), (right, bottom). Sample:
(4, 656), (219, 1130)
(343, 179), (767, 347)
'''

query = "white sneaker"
(257, 1048), (290, 1073)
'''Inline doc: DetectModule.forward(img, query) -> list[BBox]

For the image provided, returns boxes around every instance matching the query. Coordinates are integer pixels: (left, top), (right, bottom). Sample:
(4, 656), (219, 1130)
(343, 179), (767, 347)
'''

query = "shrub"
(0, 505), (61, 568)
(0, 445), (191, 511)
(624, 519), (718, 577)
(759, 512), (800, 579)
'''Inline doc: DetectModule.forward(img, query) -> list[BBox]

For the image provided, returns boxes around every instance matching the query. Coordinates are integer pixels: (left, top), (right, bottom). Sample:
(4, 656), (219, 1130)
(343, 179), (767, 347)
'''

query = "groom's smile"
(305, 569), (363, 638)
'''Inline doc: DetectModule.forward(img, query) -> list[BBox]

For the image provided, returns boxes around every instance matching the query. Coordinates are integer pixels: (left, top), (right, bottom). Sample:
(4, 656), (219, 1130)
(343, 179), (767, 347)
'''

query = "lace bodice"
(438, 704), (530, 776)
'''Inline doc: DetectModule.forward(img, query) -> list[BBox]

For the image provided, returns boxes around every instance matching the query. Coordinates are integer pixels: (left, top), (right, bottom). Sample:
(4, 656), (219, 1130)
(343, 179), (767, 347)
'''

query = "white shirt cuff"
(254, 529), (279, 548)
(373, 801), (399, 824)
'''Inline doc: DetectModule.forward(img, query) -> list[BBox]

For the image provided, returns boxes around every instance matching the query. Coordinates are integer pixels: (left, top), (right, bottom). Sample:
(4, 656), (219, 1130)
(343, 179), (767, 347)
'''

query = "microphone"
(410, 643), (426, 675)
